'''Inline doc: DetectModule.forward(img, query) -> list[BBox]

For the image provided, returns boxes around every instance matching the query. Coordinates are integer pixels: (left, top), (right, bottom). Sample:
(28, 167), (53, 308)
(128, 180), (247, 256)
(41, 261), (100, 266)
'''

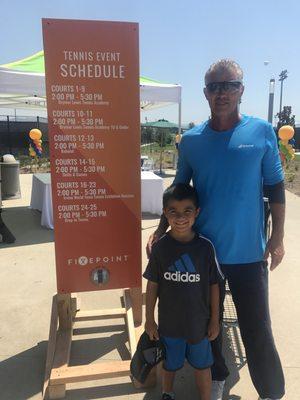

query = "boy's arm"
(146, 215), (169, 257)
(145, 280), (159, 340)
(146, 137), (192, 257)
(208, 283), (220, 341)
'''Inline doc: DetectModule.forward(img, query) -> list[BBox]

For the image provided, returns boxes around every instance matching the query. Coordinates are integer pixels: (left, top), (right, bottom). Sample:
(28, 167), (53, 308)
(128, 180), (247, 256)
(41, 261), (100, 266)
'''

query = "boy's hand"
(208, 319), (219, 341)
(145, 320), (159, 341)
(146, 232), (160, 258)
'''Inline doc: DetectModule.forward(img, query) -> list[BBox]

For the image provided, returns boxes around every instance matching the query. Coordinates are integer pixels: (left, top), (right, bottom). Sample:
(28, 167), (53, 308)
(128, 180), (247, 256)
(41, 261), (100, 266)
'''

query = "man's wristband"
(263, 181), (285, 204)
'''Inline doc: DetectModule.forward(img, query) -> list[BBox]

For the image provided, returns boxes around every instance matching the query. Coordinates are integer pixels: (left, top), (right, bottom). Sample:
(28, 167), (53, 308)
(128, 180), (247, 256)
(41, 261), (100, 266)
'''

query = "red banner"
(42, 19), (141, 293)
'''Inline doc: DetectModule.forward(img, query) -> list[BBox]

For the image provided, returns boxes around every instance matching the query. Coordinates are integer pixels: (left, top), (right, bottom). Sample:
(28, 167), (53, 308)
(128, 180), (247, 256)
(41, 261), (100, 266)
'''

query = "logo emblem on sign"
(90, 268), (110, 285)
(78, 256), (88, 266)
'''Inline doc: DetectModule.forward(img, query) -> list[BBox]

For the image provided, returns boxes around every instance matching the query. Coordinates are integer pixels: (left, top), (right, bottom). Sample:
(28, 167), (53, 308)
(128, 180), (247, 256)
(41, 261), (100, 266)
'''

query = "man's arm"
(263, 181), (285, 270)
(208, 283), (219, 341)
(145, 280), (159, 340)
(264, 202), (285, 270)
(262, 123), (286, 270)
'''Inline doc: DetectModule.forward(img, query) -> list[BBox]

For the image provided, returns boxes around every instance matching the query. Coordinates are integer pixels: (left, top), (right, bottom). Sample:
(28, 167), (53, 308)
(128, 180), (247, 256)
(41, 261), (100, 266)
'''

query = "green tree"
(276, 106), (295, 130)
(141, 127), (155, 145)
(155, 129), (173, 147)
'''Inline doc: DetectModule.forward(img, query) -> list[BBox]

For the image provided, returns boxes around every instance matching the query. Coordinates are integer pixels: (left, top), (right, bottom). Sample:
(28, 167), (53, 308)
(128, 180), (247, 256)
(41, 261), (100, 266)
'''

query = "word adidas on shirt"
(163, 253), (201, 282)
(164, 271), (201, 282)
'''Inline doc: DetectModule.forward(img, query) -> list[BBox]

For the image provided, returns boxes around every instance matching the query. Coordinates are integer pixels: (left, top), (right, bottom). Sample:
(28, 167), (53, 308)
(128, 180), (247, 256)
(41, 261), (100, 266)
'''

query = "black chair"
(264, 197), (271, 242)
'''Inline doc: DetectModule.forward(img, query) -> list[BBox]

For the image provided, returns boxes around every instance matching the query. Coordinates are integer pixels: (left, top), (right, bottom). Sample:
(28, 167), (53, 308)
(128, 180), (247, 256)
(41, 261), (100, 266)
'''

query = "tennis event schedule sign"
(43, 19), (141, 293)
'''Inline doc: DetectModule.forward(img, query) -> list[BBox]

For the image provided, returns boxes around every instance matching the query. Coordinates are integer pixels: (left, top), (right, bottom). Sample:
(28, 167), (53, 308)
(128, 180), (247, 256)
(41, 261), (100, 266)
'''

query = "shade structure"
(0, 51), (182, 113)
(142, 119), (178, 129)
(0, 51), (46, 109)
(139, 77), (181, 111)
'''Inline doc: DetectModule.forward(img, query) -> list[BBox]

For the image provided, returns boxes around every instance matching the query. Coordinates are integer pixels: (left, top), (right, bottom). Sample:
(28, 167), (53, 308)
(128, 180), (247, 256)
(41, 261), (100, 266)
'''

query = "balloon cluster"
(278, 125), (295, 163)
(29, 129), (43, 158)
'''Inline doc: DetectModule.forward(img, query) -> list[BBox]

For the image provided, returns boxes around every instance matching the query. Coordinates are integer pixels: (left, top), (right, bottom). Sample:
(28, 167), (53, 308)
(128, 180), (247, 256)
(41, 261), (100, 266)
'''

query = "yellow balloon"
(278, 125), (294, 141)
(29, 128), (42, 140)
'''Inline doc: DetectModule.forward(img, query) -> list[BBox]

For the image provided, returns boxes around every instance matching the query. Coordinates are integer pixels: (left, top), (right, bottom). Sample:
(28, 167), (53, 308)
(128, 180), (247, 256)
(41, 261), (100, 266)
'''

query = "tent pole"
(159, 129), (163, 175)
(178, 99), (182, 135)
(7, 116), (12, 154)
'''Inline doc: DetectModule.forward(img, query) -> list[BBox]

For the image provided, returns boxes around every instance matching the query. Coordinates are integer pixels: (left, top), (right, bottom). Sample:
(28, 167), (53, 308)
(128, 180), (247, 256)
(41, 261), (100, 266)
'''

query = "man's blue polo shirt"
(174, 115), (284, 264)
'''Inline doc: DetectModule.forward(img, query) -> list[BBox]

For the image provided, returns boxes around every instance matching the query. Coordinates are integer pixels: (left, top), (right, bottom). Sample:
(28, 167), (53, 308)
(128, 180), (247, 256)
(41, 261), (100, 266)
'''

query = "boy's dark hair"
(163, 183), (199, 209)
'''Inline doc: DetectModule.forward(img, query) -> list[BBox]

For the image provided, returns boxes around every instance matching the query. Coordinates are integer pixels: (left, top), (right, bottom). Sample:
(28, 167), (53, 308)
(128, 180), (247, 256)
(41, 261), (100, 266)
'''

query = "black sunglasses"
(206, 80), (243, 93)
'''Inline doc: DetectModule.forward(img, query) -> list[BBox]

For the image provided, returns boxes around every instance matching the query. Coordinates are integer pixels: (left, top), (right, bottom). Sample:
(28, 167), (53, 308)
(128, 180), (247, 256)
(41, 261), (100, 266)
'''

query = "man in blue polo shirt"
(147, 59), (285, 400)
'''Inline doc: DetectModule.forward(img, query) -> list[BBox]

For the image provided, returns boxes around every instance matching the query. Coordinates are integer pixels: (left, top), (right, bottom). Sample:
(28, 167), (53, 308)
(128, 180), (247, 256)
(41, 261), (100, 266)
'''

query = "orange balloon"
(29, 128), (42, 140)
(278, 125), (294, 141)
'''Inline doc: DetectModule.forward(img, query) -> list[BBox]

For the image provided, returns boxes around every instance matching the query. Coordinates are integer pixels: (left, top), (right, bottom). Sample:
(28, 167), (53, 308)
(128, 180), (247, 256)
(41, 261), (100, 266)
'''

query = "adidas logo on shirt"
(163, 253), (201, 283)
(164, 271), (201, 282)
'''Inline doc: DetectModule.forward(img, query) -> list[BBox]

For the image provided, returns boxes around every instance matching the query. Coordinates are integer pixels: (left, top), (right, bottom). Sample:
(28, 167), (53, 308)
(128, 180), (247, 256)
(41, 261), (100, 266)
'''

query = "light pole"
(278, 70), (288, 115)
(268, 78), (275, 125)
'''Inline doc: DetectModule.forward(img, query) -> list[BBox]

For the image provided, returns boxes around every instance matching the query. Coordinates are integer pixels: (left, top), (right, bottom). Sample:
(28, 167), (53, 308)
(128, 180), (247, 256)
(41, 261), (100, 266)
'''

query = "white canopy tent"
(0, 51), (182, 132)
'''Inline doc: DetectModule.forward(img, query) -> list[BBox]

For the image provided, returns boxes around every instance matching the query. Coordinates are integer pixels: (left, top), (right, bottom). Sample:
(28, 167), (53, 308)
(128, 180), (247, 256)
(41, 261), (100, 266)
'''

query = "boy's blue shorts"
(160, 336), (213, 371)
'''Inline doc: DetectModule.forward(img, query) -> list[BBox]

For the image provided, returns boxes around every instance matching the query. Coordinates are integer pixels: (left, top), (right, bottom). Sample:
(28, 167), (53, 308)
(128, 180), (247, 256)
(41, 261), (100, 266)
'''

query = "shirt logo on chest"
(238, 144), (254, 148)
(163, 253), (201, 283)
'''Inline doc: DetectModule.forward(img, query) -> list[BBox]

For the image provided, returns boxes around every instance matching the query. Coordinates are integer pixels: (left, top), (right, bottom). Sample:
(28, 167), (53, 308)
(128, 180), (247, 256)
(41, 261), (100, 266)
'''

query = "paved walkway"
(0, 172), (299, 399)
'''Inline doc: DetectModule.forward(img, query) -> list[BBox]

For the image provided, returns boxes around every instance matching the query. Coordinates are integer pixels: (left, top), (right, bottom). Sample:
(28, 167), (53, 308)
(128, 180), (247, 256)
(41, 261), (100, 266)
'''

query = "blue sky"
(1, 0), (299, 124)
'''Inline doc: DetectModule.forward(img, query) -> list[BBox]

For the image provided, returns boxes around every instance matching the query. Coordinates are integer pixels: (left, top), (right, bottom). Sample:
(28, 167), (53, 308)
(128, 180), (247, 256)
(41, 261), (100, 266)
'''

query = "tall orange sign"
(42, 19), (141, 293)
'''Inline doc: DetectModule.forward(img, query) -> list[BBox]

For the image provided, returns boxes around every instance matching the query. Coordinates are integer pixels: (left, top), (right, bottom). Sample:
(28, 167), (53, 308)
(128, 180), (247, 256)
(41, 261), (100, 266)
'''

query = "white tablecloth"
(30, 171), (163, 229)
(30, 173), (53, 229)
(141, 171), (163, 215)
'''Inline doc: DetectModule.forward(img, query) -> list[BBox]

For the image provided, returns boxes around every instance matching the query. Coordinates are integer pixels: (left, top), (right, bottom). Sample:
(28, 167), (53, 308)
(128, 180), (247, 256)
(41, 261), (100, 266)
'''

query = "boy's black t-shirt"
(143, 232), (222, 344)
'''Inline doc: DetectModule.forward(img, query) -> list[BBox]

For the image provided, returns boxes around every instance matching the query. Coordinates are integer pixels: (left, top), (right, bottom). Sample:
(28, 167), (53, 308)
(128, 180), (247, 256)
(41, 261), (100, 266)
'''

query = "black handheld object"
(130, 331), (165, 384)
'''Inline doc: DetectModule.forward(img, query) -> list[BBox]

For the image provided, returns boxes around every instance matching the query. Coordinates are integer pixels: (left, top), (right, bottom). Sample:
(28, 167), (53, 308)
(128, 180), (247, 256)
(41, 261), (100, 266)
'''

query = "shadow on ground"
(0, 206), (54, 248)
(141, 213), (160, 232)
(141, 213), (160, 221)
(0, 302), (247, 400)
(154, 172), (176, 179)
(0, 342), (47, 400)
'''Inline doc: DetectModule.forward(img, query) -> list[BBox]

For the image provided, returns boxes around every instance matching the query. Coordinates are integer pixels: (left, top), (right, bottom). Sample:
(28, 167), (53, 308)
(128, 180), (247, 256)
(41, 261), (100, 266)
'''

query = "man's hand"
(264, 234), (285, 271)
(145, 320), (159, 341)
(208, 318), (219, 341)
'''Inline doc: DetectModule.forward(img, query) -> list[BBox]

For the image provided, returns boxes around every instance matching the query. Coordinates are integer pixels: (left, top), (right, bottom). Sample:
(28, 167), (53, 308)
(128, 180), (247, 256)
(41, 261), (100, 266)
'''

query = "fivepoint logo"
(164, 253), (201, 283)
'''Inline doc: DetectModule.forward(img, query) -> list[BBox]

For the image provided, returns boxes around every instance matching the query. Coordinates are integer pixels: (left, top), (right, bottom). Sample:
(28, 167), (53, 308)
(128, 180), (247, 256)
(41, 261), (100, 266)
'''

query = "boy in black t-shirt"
(143, 183), (222, 400)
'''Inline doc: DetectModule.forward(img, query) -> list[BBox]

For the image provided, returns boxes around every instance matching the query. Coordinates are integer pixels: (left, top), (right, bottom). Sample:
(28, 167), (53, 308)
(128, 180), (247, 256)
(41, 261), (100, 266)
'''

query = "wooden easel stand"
(43, 288), (151, 399)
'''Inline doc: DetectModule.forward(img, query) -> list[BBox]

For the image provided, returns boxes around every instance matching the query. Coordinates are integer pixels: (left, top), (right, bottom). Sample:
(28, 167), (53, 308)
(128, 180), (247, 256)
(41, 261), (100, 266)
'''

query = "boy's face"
(164, 199), (200, 236)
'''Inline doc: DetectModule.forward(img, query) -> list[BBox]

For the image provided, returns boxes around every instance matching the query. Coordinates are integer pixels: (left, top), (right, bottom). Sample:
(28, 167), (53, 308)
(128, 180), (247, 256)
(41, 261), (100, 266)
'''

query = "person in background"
(175, 132), (182, 151)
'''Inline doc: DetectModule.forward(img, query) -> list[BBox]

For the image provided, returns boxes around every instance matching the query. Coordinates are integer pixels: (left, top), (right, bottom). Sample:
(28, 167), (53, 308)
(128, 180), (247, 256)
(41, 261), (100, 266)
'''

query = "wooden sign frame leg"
(43, 294), (73, 399)
(43, 287), (152, 400)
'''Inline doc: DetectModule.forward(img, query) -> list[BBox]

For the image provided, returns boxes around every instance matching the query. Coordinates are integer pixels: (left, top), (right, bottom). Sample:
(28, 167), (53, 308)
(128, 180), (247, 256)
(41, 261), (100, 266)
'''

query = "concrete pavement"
(0, 172), (299, 399)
